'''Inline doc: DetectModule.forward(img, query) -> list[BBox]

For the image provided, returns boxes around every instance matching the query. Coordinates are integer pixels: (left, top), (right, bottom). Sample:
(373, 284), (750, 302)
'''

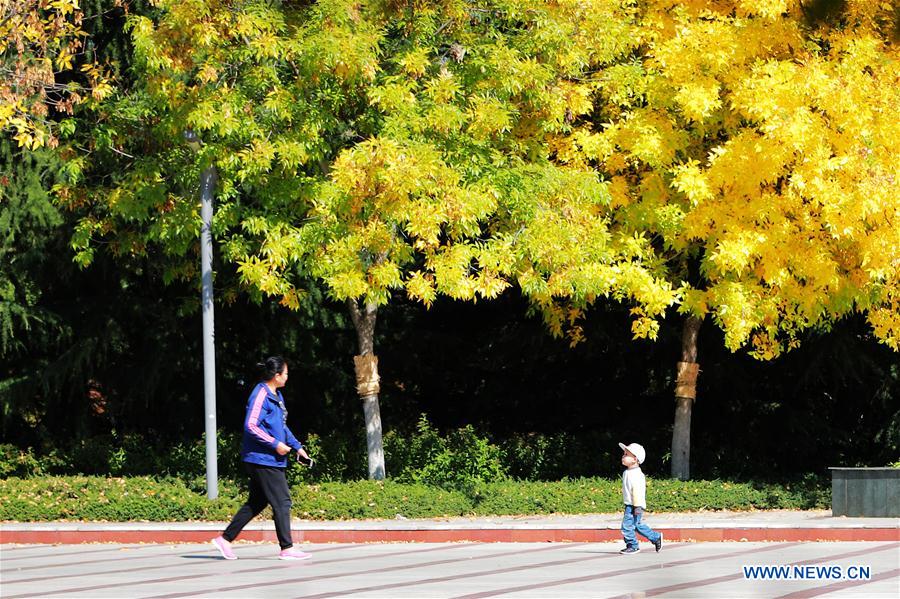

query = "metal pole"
(185, 130), (219, 500)
(200, 161), (219, 500)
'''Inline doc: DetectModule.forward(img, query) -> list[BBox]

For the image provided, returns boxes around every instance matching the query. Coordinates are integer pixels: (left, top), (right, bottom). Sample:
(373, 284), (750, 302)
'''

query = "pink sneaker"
(279, 547), (312, 561)
(212, 536), (237, 560)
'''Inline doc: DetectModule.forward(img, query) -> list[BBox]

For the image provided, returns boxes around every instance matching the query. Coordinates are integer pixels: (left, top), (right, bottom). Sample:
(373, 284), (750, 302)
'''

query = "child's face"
(621, 450), (638, 468)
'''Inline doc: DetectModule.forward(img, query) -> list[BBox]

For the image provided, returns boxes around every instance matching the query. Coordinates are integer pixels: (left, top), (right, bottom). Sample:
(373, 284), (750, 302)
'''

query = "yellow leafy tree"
(1, 0), (112, 148)
(556, 0), (900, 478)
(235, 0), (676, 477)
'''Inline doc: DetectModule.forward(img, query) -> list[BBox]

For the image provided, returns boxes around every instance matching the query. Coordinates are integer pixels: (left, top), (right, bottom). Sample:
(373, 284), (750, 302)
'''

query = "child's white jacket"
(622, 466), (647, 508)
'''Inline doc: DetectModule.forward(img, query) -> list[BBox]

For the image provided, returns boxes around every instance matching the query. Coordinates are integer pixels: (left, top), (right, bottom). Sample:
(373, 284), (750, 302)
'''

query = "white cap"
(618, 442), (646, 464)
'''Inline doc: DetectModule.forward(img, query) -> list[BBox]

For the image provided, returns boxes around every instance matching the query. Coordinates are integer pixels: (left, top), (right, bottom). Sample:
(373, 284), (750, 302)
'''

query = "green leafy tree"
(0, 142), (66, 426)
(69, 0), (675, 479)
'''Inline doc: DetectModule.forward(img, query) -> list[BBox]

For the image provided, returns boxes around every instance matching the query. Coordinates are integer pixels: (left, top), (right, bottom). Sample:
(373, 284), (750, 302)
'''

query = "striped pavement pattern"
(1, 541), (898, 598)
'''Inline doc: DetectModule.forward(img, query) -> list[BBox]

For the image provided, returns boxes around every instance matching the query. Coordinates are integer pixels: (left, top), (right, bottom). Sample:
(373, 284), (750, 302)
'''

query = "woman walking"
(212, 356), (313, 560)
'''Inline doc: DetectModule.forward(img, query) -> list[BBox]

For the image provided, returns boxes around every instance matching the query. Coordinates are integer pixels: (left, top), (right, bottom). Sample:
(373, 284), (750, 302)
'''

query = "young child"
(618, 442), (663, 555)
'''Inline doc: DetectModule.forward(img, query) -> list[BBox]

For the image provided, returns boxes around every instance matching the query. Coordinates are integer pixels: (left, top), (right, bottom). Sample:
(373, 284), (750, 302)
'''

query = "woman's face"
(271, 365), (289, 389)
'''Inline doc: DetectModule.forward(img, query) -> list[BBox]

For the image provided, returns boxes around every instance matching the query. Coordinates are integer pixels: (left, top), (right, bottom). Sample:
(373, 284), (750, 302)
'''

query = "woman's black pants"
(222, 462), (293, 549)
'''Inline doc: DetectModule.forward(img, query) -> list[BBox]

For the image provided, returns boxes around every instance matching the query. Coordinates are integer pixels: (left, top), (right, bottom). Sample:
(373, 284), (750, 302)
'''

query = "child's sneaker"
(212, 536), (237, 560)
(279, 548), (312, 560)
(619, 546), (640, 555)
(653, 532), (663, 553)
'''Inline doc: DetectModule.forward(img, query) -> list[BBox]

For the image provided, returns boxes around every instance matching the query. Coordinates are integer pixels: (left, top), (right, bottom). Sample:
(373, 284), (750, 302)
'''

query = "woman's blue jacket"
(240, 383), (302, 468)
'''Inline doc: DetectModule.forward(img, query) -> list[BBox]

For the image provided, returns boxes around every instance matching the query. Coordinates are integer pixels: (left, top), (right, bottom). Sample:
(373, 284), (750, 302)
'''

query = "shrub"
(470, 479), (624, 514)
(385, 415), (508, 489)
(0, 444), (44, 477)
(0, 475), (830, 521)
(286, 432), (367, 486)
(292, 480), (472, 520)
(647, 476), (831, 511)
(62, 433), (175, 476)
(502, 431), (616, 480)
(0, 418), (835, 515)
(0, 476), (243, 521)
(0, 444), (69, 477)
(159, 432), (244, 480)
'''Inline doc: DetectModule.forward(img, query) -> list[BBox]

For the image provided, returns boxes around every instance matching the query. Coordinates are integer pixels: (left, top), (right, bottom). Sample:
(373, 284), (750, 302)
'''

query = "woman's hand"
(296, 447), (314, 468)
(276, 442), (291, 455)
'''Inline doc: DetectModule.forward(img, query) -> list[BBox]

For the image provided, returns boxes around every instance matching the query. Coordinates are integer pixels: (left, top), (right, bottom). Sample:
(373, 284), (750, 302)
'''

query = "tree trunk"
(671, 315), (702, 481)
(348, 299), (386, 480)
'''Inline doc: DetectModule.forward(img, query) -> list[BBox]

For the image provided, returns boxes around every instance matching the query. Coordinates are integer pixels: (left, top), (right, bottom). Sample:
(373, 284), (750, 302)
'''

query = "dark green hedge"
(0, 476), (829, 522)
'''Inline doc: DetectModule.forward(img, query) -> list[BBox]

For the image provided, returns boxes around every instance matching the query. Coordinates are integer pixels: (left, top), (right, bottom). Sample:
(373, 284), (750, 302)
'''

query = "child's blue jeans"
(621, 504), (661, 548)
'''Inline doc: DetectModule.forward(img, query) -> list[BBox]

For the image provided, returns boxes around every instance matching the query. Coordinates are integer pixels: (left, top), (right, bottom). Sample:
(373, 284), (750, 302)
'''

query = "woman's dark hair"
(257, 356), (287, 381)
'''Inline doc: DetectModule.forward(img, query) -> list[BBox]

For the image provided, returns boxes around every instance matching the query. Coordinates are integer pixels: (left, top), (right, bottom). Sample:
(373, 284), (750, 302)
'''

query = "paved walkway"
(2, 511), (898, 544)
(2, 540), (898, 597)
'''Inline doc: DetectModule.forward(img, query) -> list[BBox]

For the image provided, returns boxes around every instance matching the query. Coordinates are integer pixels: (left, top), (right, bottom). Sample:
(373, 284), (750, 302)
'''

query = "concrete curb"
(4, 512), (900, 545)
(3, 527), (900, 544)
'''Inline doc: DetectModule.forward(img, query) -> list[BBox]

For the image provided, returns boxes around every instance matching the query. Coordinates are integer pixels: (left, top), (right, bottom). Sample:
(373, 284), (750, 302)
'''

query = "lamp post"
(185, 130), (219, 499)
